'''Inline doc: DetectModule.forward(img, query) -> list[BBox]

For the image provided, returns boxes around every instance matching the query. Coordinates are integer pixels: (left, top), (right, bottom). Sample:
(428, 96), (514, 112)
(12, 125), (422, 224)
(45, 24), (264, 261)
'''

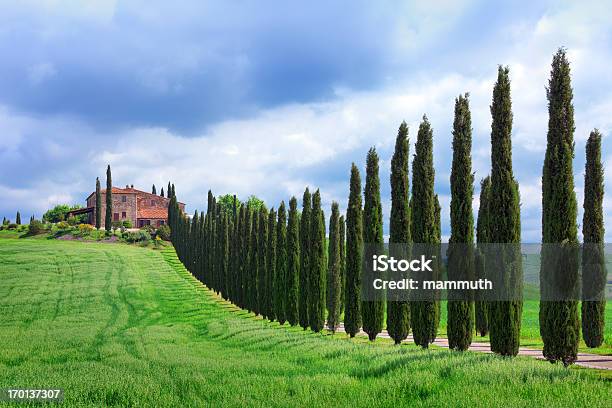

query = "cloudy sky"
(1, 0), (611, 241)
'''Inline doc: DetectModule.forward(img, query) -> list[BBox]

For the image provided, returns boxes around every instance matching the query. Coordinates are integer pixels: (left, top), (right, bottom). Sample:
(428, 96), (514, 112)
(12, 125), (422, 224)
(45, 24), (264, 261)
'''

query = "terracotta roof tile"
(138, 208), (168, 219)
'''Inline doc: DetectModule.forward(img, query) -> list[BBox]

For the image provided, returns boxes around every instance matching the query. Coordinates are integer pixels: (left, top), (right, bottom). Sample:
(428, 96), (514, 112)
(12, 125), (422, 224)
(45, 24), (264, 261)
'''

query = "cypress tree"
(267, 208), (277, 321)
(248, 207), (259, 313)
(448, 93), (475, 351)
(161, 187), (165, 198)
(540, 49), (580, 366)
(286, 197), (300, 326)
(362, 148), (384, 341)
(475, 176), (491, 337)
(257, 206), (268, 316)
(488, 66), (523, 356)
(411, 116), (440, 348)
(582, 129), (606, 348)
(152, 184), (156, 195)
(276, 201), (288, 324)
(327, 202), (342, 332)
(16, 211), (21, 225)
(387, 121), (411, 345)
(30, 215), (34, 224)
(345, 164), (363, 338)
(299, 188), (311, 330)
(95, 177), (102, 229)
(339, 215), (346, 316)
(221, 213), (230, 299)
(309, 190), (326, 332)
(167, 182), (172, 199)
(105, 165), (112, 233)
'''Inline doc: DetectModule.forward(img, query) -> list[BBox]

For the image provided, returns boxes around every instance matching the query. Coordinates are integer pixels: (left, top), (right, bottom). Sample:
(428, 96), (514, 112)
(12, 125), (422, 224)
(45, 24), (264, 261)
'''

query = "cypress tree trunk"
(489, 66), (523, 356)
(362, 148), (384, 341)
(299, 188), (311, 330)
(387, 121), (411, 345)
(339, 215), (346, 316)
(327, 202), (341, 332)
(540, 49), (580, 366)
(257, 207), (268, 317)
(105, 165), (112, 233)
(345, 164), (363, 338)
(286, 197), (300, 326)
(448, 93), (475, 351)
(411, 116), (440, 348)
(267, 208), (277, 321)
(95, 178), (102, 229)
(276, 201), (288, 325)
(309, 190), (326, 332)
(582, 129), (606, 348)
(475, 176), (491, 337)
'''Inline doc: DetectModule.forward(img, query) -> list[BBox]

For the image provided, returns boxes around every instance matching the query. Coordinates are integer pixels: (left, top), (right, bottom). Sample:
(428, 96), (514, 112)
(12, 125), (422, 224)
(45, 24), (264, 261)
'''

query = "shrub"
(122, 220), (133, 229)
(78, 224), (95, 236)
(57, 221), (71, 230)
(29, 220), (44, 235)
(156, 224), (171, 241)
(67, 215), (78, 226)
(111, 221), (123, 232)
(138, 230), (151, 242)
(8, 223), (17, 230)
(141, 224), (155, 234)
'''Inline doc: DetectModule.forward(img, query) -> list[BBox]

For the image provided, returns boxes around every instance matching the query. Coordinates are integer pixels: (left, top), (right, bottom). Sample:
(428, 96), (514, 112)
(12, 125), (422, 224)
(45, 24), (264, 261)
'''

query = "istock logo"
(372, 254), (434, 272)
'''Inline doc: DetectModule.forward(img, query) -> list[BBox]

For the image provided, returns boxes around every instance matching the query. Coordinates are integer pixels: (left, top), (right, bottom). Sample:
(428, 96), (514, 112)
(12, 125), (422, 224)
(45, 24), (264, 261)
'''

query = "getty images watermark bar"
(0, 388), (64, 402)
(361, 243), (611, 302)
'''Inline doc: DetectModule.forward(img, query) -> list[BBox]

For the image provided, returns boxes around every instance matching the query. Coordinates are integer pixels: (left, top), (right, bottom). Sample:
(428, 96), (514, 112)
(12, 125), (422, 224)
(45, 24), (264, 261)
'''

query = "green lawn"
(0, 238), (611, 407)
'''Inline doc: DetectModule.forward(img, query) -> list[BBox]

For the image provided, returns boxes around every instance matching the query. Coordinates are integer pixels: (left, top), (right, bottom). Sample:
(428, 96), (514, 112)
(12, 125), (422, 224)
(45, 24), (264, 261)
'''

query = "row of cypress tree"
(166, 49), (605, 366)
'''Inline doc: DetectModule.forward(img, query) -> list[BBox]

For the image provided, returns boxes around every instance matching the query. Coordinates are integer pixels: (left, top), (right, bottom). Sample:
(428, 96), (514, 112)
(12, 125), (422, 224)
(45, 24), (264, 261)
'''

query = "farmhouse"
(70, 185), (185, 229)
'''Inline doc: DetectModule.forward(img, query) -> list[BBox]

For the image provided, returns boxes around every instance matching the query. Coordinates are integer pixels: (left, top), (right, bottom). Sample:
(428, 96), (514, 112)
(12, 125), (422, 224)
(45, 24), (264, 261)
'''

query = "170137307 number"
(1, 388), (64, 402)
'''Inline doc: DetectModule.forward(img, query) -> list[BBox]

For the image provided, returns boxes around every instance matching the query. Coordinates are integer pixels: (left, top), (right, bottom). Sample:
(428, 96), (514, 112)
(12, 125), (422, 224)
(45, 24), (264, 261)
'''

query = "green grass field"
(0, 237), (611, 407)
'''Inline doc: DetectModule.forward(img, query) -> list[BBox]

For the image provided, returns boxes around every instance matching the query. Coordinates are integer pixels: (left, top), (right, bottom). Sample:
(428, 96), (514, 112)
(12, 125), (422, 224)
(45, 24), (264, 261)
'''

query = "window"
(122, 195), (127, 203)
(158, 220), (165, 226)
(151, 199), (155, 206)
(121, 212), (126, 219)
(113, 213), (119, 221)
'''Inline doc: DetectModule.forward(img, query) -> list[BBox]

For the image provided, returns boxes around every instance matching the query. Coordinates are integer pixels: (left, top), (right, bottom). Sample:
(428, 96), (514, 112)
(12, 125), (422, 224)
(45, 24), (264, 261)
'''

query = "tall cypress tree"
(167, 182), (172, 199)
(345, 164), (363, 338)
(299, 188), (311, 330)
(411, 116), (439, 348)
(286, 197), (300, 326)
(152, 184), (157, 195)
(257, 207), (268, 316)
(582, 129), (606, 348)
(248, 207), (259, 313)
(489, 66), (523, 356)
(475, 176), (491, 337)
(267, 208), (277, 321)
(105, 165), (112, 233)
(276, 201), (288, 324)
(362, 148), (384, 341)
(15, 211), (21, 225)
(448, 93), (475, 351)
(241, 204), (251, 309)
(95, 177), (102, 229)
(327, 202), (341, 332)
(339, 215), (346, 316)
(221, 213), (230, 300)
(387, 121), (411, 345)
(540, 49), (580, 366)
(160, 187), (165, 198)
(309, 190), (326, 332)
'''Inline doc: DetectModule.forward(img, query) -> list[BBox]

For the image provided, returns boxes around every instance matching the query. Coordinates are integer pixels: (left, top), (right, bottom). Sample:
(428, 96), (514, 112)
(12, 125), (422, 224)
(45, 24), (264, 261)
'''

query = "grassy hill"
(0, 238), (611, 407)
